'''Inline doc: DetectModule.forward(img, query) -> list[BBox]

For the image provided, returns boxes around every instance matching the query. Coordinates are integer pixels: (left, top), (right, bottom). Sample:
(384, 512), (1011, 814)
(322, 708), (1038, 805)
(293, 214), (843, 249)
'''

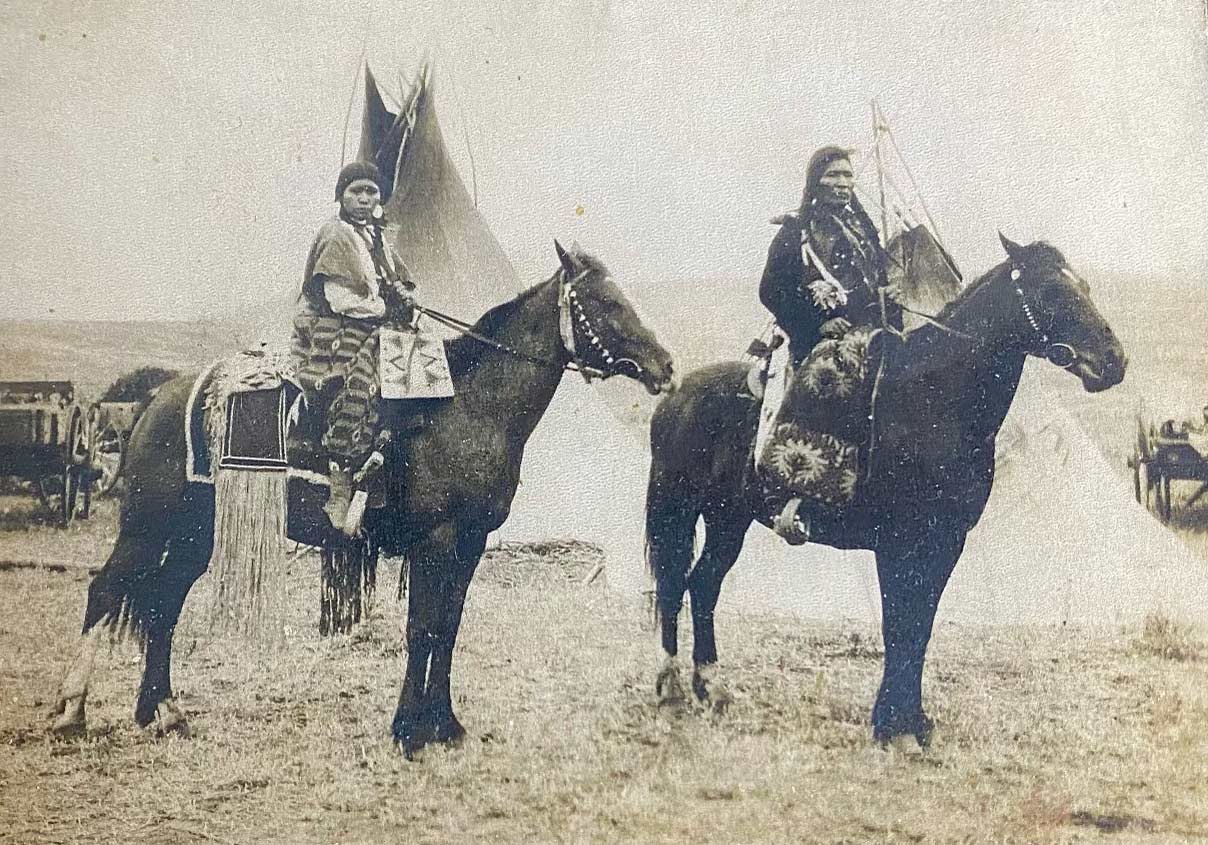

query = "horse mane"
(928, 240), (1065, 324)
(893, 240), (1068, 378)
(442, 251), (613, 379)
(443, 277), (554, 378)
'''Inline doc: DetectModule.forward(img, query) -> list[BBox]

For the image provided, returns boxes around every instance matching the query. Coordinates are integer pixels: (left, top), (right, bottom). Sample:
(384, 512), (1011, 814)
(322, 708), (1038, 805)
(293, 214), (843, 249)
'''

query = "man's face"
(340, 179), (380, 222)
(816, 158), (855, 207)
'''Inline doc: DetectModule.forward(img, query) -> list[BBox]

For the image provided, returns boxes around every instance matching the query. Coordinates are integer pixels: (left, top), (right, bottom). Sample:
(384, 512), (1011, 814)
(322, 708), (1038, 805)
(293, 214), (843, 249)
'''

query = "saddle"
(185, 354), (386, 548)
(749, 327), (894, 519)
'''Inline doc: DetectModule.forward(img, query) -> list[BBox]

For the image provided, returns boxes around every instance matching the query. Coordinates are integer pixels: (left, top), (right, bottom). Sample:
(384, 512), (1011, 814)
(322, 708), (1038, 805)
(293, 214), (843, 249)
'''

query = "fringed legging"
(291, 315), (381, 468)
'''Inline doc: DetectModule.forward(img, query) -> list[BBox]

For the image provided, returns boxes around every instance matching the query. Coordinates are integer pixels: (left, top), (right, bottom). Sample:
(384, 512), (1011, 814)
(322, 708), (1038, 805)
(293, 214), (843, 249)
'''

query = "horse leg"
(390, 521), (456, 756)
(687, 510), (749, 707)
(50, 525), (172, 737)
(646, 470), (699, 705)
(133, 491), (214, 735)
(872, 529), (965, 747)
(422, 529), (487, 745)
(48, 625), (103, 738)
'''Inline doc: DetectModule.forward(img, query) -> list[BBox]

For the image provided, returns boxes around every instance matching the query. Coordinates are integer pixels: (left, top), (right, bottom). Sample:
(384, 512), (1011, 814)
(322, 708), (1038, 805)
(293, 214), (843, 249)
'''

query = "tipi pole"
(872, 99), (891, 242)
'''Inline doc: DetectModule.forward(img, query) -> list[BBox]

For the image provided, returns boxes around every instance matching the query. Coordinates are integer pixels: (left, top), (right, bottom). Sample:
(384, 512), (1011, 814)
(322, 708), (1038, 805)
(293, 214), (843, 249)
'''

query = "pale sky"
(2, 0), (1206, 320)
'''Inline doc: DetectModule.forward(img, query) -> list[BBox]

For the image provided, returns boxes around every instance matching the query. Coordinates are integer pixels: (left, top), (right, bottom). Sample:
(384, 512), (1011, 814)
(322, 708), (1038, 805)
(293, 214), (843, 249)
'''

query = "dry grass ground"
(1, 498), (1207, 844)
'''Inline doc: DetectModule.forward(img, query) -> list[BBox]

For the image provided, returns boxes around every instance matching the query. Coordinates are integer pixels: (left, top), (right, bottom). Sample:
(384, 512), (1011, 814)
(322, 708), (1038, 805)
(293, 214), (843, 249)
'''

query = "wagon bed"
(0, 381), (139, 523)
(1129, 416), (1208, 522)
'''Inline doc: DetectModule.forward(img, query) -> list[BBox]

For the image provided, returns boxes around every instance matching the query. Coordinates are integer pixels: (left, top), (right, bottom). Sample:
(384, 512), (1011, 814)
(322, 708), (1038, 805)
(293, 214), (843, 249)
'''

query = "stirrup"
(773, 498), (810, 546)
(340, 450), (386, 538)
(324, 462), (353, 529)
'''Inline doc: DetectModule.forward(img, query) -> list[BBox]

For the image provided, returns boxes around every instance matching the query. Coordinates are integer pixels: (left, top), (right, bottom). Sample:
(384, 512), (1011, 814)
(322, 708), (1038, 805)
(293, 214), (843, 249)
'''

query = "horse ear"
(998, 232), (1026, 263)
(554, 239), (579, 275)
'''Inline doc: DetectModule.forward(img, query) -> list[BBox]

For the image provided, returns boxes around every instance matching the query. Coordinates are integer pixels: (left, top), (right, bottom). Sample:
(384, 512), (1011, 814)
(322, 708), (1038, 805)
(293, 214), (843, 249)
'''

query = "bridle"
(902, 262), (1082, 370)
(558, 268), (654, 384)
(1011, 266), (1079, 369)
(413, 267), (642, 381)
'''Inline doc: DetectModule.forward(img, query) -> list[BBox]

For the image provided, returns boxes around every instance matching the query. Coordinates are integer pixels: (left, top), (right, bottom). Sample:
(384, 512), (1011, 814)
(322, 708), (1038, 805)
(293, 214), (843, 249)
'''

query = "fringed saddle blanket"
(186, 351), (302, 484)
(755, 328), (876, 508)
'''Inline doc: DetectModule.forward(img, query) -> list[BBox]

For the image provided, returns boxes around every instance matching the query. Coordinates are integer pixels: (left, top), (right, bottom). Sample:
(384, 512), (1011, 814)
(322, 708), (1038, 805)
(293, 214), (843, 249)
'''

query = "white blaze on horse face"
(1060, 265), (1091, 294)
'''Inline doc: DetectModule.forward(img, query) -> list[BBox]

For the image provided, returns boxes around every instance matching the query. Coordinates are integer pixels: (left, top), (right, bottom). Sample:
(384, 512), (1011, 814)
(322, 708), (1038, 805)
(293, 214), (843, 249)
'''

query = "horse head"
(998, 234), (1127, 393)
(553, 240), (678, 396)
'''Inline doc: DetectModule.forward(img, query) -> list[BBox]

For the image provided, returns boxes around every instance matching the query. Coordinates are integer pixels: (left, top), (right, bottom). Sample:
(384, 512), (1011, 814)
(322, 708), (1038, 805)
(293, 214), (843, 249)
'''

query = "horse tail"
(644, 408), (699, 631)
(80, 374), (206, 644)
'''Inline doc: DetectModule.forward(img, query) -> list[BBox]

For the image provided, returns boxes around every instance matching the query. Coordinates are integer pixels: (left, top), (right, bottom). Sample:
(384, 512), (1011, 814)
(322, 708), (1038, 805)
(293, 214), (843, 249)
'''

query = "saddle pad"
(219, 389), (287, 471)
(184, 353), (301, 484)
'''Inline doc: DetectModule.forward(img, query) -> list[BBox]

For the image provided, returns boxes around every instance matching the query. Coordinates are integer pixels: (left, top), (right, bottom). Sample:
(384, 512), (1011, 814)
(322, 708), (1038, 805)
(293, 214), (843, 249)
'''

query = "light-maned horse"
(51, 242), (676, 755)
(645, 235), (1126, 746)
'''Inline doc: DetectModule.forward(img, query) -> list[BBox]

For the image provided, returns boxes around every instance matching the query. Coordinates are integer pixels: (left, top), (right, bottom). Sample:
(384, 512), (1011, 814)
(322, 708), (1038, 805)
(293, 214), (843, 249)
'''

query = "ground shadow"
(1165, 487), (1208, 535)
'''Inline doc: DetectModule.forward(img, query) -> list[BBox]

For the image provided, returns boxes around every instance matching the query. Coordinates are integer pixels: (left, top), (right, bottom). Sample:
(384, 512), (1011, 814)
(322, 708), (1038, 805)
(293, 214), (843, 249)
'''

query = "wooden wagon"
(0, 381), (138, 523)
(1129, 414), (1208, 523)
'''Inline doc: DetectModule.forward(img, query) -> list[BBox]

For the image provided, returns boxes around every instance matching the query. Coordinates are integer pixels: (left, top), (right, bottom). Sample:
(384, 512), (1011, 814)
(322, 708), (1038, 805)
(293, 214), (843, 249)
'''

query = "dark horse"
(645, 235), (1126, 746)
(50, 242), (676, 755)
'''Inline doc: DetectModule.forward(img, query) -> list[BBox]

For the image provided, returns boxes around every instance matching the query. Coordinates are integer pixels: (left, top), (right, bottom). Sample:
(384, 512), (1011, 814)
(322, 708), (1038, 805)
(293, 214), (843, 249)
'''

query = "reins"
(410, 272), (608, 379)
(887, 264), (1076, 365)
(863, 261), (1081, 482)
(894, 302), (977, 341)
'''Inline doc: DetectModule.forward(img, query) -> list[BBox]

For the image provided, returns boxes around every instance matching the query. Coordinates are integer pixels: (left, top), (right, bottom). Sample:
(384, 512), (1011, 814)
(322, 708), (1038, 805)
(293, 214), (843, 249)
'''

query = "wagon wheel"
(34, 412), (89, 525)
(1131, 452), (1146, 505)
(67, 410), (93, 521)
(90, 421), (124, 495)
(1135, 413), (1151, 463)
(1148, 466), (1162, 520)
(1151, 468), (1171, 524)
(35, 466), (82, 525)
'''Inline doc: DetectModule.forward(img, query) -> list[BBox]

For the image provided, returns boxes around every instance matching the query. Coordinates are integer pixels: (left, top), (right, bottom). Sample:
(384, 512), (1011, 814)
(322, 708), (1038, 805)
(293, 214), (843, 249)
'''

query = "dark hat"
(335, 160), (383, 201)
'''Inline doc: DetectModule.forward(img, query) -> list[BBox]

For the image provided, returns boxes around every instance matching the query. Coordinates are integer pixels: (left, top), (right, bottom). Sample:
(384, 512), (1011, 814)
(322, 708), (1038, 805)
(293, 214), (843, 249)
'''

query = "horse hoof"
(708, 689), (733, 715)
(914, 715), (935, 749)
(155, 702), (190, 739)
(49, 712), (87, 739)
(656, 667), (686, 707)
(48, 697), (86, 739)
(431, 717), (466, 746)
(395, 736), (425, 760)
(873, 713), (934, 753)
(691, 667), (732, 714)
(392, 717), (432, 759)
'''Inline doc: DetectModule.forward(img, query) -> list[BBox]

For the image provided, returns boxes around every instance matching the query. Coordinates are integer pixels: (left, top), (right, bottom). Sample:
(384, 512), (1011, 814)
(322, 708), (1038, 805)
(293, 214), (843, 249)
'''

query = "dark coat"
(759, 207), (901, 362)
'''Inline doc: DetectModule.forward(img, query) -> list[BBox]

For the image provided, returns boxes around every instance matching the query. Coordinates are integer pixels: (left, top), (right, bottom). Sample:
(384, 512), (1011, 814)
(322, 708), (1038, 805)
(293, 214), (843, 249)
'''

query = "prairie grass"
(1, 504), (1206, 844)
(1, 305), (1207, 842)
(1133, 613), (1205, 663)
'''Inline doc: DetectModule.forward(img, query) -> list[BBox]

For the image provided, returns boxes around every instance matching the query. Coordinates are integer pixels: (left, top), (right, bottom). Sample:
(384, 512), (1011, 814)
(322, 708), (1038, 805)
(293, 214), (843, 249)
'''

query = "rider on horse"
(757, 145), (903, 543)
(760, 145), (902, 361)
(290, 161), (418, 533)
